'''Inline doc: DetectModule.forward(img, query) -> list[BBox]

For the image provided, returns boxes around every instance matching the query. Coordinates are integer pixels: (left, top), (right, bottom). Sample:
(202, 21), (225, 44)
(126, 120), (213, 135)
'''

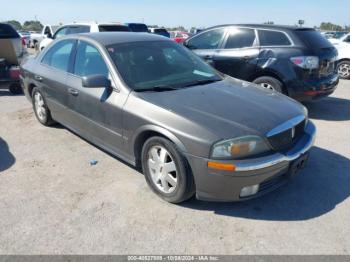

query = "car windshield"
(107, 40), (222, 91)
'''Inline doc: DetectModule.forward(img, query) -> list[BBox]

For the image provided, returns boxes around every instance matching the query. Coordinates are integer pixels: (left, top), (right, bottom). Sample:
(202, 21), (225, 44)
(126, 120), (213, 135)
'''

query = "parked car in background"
(149, 27), (170, 38)
(333, 41), (350, 79)
(39, 22), (130, 50)
(329, 33), (350, 45)
(18, 30), (31, 47)
(125, 23), (149, 32)
(21, 32), (316, 203)
(170, 31), (191, 43)
(0, 23), (25, 94)
(29, 25), (59, 50)
(184, 24), (339, 101)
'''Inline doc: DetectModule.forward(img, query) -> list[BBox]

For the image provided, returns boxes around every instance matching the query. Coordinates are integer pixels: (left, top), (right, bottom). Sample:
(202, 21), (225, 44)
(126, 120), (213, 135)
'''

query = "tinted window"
(225, 28), (256, 49)
(68, 26), (90, 34)
(44, 26), (51, 35)
(74, 41), (109, 77)
(295, 30), (333, 49)
(187, 29), (225, 49)
(98, 25), (130, 32)
(107, 41), (221, 91)
(154, 29), (168, 33)
(53, 27), (69, 39)
(0, 23), (19, 39)
(127, 24), (148, 32)
(42, 40), (75, 71)
(258, 30), (291, 46)
(344, 35), (350, 43)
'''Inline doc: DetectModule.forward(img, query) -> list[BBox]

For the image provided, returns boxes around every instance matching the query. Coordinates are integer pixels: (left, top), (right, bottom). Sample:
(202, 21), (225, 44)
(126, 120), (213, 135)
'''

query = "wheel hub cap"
(147, 145), (177, 194)
(338, 64), (350, 78)
(34, 92), (46, 121)
(260, 82), (275, 91)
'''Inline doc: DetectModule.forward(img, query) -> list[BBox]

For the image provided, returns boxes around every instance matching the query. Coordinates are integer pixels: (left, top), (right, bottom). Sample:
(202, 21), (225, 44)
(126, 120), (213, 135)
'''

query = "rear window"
(99, 25), (131, 32)
(0, 24), (19, 39)
(68, 26), (90, 34)
(295, 30), (333, 49)
(128, 24), (149, 32)
(258, 30), (291, 46)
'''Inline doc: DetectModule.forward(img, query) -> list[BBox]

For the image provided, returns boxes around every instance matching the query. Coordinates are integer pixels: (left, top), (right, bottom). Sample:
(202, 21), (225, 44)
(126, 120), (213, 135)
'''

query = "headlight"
(211, 136), (271, 159)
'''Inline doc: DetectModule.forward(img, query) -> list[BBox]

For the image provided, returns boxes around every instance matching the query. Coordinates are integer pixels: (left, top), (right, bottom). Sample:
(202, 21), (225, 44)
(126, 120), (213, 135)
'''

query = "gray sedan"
(20, 32), (316, 203)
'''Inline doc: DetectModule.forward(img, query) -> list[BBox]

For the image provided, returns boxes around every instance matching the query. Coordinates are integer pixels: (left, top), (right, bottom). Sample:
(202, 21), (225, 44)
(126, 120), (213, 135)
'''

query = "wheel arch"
(132, 125), (187, 168)
(250, 70), (288, 95)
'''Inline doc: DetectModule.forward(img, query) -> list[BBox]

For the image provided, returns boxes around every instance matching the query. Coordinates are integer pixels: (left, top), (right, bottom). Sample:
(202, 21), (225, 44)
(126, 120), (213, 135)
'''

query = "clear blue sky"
(2, 0), (350, 28)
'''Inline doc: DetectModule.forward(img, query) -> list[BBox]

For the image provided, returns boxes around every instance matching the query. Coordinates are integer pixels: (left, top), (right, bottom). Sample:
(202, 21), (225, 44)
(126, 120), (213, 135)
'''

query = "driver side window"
(186, 29), (225, 50)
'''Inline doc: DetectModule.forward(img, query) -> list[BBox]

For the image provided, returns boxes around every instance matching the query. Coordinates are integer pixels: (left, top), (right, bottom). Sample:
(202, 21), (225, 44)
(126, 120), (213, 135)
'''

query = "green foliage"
(23, 20), (43, 32)
(320, 22), (344, 32)
(5, 20), (22, 30)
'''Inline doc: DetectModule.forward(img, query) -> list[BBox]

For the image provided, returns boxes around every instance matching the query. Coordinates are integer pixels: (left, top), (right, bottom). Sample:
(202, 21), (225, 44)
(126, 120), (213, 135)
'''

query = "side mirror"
(82, 74), (111, 88)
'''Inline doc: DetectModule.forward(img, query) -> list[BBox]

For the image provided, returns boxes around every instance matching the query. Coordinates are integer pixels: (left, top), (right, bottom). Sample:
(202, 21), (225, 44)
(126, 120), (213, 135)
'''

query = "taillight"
(290, 56), (319, 69)
(9, 66), (20, 79)
(21, 37), (26, 46)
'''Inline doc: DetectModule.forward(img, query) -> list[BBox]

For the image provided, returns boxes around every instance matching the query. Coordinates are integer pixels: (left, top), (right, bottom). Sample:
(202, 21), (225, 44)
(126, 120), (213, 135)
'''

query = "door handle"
(68, 88), (79, 96)
(34, 75), (43, 82)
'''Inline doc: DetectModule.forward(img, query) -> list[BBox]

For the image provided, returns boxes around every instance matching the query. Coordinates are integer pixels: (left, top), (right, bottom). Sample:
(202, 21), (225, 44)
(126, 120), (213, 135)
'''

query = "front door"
(213, 27), (259, 81)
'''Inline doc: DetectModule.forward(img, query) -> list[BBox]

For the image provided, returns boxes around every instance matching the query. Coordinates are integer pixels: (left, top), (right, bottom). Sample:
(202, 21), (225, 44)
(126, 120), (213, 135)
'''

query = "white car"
(29, 25), (59, 49)
(39, 22), (130, 51)
(329, 33), (350, 45)
(334, 41), (350, 79)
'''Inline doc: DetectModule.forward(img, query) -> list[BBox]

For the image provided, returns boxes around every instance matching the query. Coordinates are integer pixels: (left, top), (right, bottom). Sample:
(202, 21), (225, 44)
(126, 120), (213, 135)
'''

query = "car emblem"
(291, 127), (296, 139)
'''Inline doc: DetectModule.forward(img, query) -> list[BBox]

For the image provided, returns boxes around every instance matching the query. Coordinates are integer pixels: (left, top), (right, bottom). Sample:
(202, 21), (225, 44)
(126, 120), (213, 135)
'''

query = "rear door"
(65, 40), (126, 154)
(184, 28), (226, 66)
(213, 27), (259, 80)
(38, 39), (77, 124)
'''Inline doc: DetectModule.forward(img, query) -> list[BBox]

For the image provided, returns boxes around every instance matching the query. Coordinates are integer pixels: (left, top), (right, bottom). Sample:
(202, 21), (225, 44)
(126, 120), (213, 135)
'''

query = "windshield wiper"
(183, 79), (222, 88)
(135, 85), (180, 92)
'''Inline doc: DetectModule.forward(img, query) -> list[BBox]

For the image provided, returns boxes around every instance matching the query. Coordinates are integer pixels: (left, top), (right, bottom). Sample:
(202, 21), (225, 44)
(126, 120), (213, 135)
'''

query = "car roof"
(207, 24), (315, 32)
(73, 32), (169, 45)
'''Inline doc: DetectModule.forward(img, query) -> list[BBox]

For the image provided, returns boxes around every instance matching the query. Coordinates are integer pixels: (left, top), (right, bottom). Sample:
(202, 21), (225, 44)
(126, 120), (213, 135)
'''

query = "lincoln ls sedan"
(20, 32), (316, 203)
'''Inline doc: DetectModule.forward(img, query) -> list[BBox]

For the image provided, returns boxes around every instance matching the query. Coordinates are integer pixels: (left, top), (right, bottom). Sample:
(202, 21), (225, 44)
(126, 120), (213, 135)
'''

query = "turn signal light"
(207, 161), (236, 171)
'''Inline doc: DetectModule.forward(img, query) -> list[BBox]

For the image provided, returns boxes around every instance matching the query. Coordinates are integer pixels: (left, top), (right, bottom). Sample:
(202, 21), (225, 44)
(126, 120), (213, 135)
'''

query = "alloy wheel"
(147, 145), (178, 194)
(338, 63), (350, 78)
(34, 92), (46, 122)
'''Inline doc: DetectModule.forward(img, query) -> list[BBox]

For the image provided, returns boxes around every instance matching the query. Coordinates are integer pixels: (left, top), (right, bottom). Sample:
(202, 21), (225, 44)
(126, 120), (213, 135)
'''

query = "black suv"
(184, 24), (339, 101)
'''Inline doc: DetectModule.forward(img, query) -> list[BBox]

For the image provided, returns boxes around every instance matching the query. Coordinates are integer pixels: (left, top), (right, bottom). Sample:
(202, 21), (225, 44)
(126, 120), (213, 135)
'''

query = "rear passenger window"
(258, 30), (291, 46)
(74, 41), (109, 77)
(225, 28), (256, 49)
(41, 40), (75, 71)
(187, 29), (225, 50)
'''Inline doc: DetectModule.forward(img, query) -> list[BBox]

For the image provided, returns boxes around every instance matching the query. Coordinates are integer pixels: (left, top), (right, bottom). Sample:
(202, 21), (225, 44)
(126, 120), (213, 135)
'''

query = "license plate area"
(288, 153), (309, 179)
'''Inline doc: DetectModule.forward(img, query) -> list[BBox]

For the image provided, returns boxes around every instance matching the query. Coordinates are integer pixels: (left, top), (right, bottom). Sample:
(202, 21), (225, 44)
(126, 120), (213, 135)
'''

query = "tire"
(141, 136), (195, 203)
(337, 60), (350, 80)
(32, 87), (55, 126)
(9, 83), (23, 95)
(253, 76), (284, 94)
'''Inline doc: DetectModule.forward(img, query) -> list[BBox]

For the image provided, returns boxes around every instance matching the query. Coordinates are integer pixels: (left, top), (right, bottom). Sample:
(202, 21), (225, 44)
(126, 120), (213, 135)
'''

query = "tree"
(320, 22), (343, 31)
(5, 20), (22, 30)
(23, 20), (43, 32)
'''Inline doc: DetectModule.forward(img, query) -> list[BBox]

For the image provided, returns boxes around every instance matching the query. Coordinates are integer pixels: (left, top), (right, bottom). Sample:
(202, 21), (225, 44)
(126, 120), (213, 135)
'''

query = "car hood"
(135, 77), (306, 139)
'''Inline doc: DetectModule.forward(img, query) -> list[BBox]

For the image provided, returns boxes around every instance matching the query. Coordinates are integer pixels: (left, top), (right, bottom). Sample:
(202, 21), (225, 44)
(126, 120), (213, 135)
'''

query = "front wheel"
(141, 136), (195, 203)
(337, 61), (350, 80)
(253, 76), (284, 94)
(32, 87), (55, 126)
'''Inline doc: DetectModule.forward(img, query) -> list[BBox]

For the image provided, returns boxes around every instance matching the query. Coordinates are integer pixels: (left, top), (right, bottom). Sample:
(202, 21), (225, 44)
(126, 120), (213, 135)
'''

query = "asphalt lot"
(0, 80), (349, 255)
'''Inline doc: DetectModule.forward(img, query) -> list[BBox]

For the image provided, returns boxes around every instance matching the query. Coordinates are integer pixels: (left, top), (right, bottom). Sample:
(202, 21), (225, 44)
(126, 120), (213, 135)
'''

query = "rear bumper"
(186, 121), (316, 202)
(288, 74), (339, 101)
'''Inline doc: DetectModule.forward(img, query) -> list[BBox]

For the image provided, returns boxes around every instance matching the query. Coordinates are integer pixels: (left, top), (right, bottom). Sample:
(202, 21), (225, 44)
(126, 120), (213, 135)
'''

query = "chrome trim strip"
(235, 121), (316, 172)
(266, 115), (306, 137)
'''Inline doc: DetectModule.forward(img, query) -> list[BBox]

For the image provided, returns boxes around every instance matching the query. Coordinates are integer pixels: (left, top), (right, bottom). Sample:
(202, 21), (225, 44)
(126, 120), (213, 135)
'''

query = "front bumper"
(288, 74), (339, 102)
(186, 121), (316, 202)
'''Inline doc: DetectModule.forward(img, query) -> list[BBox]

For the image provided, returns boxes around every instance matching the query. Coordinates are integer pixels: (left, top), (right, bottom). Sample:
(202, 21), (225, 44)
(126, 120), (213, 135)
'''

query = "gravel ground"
(0, 80), (349, 255)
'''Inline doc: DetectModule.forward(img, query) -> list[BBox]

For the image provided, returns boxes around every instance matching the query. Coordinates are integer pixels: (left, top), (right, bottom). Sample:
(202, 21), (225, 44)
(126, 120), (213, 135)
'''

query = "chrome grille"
(267, 116), (306, 152)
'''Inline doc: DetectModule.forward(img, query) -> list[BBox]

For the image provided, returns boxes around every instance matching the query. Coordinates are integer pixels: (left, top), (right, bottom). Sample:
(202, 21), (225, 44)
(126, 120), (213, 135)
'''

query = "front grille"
(267, 119), (306, 152)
